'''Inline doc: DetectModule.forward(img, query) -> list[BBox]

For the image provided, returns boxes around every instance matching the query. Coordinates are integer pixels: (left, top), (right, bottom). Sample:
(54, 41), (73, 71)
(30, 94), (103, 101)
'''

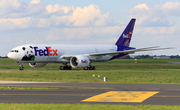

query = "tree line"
(124, 55), (180, 59)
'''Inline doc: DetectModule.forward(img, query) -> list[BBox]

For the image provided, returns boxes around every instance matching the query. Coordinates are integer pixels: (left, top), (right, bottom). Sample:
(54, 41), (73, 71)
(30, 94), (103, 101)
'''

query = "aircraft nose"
(7, 52), (13, 59)
(7, 52), (20, 61)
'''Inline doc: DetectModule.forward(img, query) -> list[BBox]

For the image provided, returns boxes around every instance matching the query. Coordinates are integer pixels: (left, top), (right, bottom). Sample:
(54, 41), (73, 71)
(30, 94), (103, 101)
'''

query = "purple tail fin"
(115, 18), (136, 47)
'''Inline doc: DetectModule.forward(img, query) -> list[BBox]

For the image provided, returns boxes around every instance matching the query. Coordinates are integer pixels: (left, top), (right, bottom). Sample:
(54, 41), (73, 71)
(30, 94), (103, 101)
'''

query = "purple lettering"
(44, 48), (48, 56)
(39, 49), (43, 56)
(34, 47), (39, 56)
(81, 60), (88, 63)
(33, 46), (58, 56)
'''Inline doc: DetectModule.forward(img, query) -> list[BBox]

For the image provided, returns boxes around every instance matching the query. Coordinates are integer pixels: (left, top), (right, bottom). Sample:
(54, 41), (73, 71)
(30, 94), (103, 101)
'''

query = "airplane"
(7, 18), (171, 70)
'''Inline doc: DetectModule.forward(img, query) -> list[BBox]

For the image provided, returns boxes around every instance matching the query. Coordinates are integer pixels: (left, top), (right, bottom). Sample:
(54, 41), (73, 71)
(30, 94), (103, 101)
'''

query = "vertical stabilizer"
(115, 18), (136, 47)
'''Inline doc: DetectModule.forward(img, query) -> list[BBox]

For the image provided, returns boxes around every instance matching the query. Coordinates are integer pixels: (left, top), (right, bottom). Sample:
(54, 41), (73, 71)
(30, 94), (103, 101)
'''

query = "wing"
(60, 46), (173, 60)
(88, 47), (172, 56)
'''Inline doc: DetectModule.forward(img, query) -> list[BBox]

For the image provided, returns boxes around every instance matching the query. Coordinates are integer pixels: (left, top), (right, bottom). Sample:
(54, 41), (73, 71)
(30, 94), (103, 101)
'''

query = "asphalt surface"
(0, 81), (180, 105)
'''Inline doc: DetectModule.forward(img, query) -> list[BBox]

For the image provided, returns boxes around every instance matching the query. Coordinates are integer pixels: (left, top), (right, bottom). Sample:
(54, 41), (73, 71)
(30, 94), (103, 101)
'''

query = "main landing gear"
(18, 62), (24, 70)
(59, 64), (96, 70)
(60, 63), (72, 70)
(83, 66), (95, 70)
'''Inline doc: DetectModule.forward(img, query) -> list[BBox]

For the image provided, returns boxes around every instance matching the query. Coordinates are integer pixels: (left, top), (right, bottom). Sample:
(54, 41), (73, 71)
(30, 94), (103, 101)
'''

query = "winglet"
(115, 18), (136, 47)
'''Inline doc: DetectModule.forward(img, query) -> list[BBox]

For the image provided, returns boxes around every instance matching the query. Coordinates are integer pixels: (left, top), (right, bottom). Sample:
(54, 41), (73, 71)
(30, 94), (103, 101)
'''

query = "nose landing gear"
(18, 62), (24, 70)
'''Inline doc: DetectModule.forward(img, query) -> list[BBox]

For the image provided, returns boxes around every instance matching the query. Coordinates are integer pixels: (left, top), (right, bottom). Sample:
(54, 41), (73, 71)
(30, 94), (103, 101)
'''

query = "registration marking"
(82, 91), (159, 102)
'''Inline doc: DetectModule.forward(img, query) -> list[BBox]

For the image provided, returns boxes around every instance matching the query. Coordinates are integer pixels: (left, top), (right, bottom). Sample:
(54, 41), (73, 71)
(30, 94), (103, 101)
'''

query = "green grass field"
(1, 59), (180, 70)
(0, 70), (180, 84)
(0, 58), (180, 84)
(0, 104), (180, 110)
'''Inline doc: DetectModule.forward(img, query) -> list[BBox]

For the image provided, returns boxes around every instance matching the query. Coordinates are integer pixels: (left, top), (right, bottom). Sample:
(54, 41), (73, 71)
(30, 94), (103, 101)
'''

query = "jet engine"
(70, 55), (90, 68)
(29, 63), (47, 67)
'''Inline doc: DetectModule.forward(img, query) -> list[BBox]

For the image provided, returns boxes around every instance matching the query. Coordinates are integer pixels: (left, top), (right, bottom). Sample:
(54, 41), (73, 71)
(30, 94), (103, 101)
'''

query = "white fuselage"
(8, 44), (118, 63)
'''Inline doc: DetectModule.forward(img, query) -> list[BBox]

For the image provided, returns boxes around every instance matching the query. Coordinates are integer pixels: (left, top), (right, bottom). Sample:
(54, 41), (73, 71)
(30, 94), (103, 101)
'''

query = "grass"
(0, 104), (179, 110)
(0, 86), (59, 89)
(1, 58), (180, 84)
(0, 70), (180, 84)
(1, 59), (180, 70)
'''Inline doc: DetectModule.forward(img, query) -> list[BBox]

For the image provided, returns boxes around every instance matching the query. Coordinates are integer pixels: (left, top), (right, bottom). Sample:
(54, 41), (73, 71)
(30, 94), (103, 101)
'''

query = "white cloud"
(0, 0), (21, 9)
(127, 3), (168, 27)
(46, 4), (75, 14)
(28, 2), (44, 14)
(162, 2), (180, 16)
(128, 2), (180, 27)
(45, 26), (124, 42)
(0, 1), (111, 29)
(71, 4), (110, 26)
(0, 17), (34, 30)
(126, 2), (180, 27)
(30, 0), (41, 4)
(135, 26), (180, 35)
(40, 4), (111, 27)
(0, 0), (45, 18)
(135, 3), (149, 10)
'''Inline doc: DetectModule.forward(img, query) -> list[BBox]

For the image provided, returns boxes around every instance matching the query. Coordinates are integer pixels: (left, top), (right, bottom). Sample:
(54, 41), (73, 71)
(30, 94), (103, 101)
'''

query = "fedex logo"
(123, 34), (131, 38)
(81, 60), (88, 63)
(34, 47), (58, 56)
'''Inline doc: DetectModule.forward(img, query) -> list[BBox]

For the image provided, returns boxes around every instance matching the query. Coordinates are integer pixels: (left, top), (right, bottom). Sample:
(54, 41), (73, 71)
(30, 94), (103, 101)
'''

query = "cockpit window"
(22, 47), (26, 51)
(11, 50), (19, 53)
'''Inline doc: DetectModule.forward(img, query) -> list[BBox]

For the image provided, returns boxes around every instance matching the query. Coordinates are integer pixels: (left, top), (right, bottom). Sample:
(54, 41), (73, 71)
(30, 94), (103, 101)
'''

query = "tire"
(68, 66), (72, 70)
(60, 66), (63, 70)
(92, 66), (95, 70)
(63, 66), (66, 70)
(19, 67), (24, 70)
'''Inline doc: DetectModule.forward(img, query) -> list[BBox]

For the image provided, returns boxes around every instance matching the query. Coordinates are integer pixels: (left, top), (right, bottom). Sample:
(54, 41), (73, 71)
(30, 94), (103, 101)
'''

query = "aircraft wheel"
(19, 66), (24, 70)
(68, 66), (72, 70)
(60, 66), (72, 70)
(63, 66), (66, 70)
(83, 66), (96, 70)
(60, 66), (63, 70)
(89, 67), (92, 70)
(86, 67), (89, 70)
(92, 66), (95, 70)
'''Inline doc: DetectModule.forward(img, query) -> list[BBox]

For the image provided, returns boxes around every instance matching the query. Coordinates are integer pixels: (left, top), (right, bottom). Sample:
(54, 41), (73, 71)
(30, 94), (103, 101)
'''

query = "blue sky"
(1, 0), (180, 56)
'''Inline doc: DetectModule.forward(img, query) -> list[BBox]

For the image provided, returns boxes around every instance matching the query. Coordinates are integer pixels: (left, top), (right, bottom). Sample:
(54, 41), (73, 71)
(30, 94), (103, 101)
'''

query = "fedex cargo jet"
(7, 19), (170, 70)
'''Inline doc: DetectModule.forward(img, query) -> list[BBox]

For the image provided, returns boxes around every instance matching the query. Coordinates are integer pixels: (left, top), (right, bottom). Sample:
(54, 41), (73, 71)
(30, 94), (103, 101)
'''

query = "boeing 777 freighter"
(7, 19), (170, 70)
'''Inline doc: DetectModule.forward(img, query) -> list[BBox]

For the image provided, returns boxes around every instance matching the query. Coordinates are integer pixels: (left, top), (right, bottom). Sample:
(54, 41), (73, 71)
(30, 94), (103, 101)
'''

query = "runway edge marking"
(82, 91), (159, 103)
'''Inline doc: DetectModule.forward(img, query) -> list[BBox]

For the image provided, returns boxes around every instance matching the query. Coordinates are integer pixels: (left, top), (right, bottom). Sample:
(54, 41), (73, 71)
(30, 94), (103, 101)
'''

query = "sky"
(1, 0), (180, 56)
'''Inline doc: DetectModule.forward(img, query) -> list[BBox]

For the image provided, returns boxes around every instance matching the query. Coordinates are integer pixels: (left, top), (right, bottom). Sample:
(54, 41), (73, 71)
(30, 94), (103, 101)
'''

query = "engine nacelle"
(70, 55), (90, 68)
(29, 63), (47, 67)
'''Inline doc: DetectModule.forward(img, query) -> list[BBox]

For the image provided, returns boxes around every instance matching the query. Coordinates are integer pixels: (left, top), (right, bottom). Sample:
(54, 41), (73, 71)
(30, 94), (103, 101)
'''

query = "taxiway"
(0, 81), (180, 105)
